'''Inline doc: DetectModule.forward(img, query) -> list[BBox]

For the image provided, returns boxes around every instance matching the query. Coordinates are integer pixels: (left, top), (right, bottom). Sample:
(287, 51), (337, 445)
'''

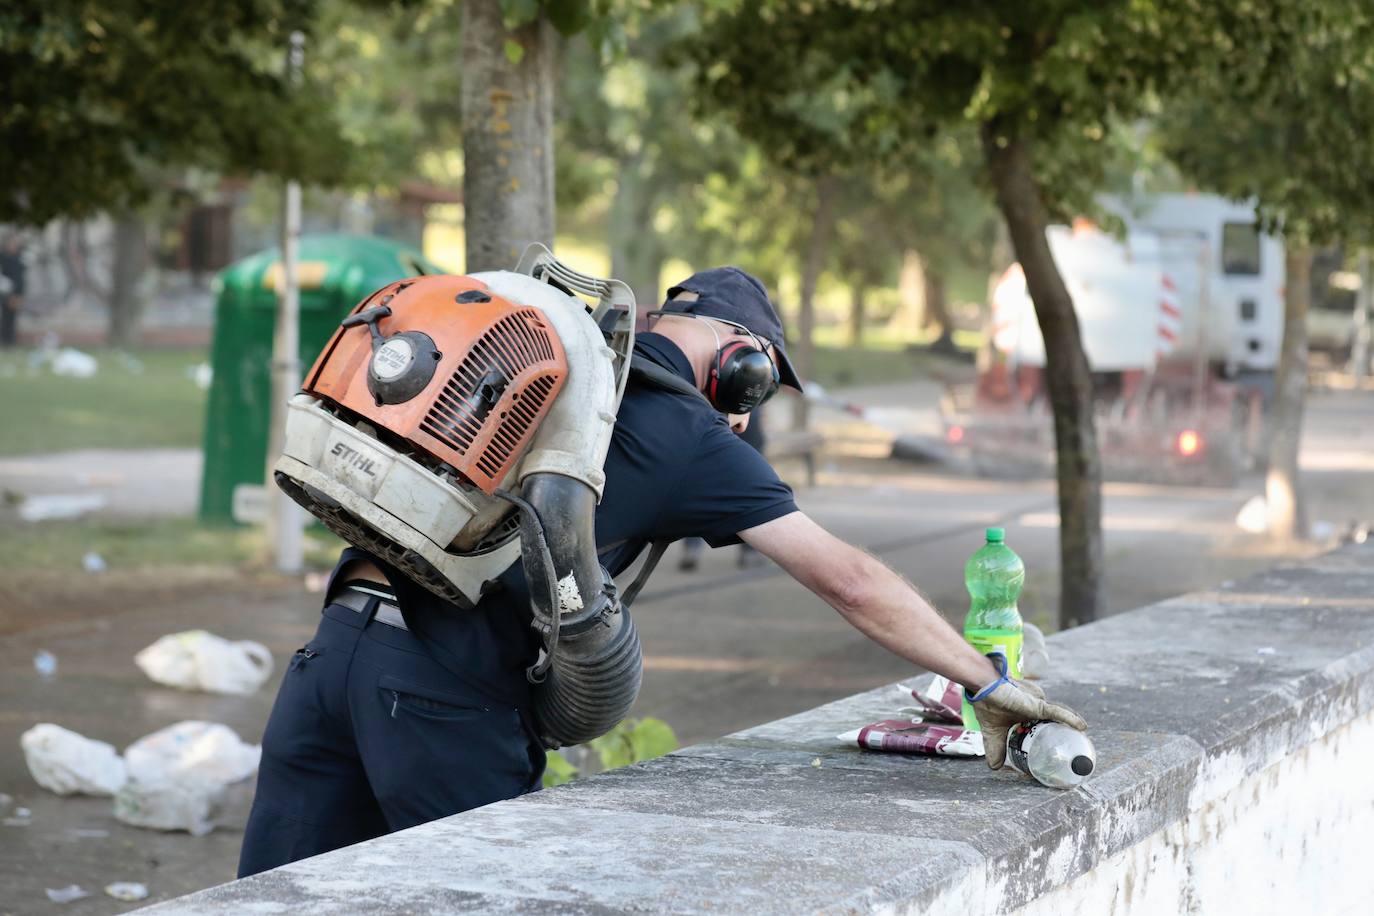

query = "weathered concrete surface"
(141, 542), (1374, 913)
(1013, 707), (1374, 915)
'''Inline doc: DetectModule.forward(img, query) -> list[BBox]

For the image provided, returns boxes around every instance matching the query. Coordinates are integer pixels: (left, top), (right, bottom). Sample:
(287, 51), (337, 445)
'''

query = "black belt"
(333, 587), (409, 630)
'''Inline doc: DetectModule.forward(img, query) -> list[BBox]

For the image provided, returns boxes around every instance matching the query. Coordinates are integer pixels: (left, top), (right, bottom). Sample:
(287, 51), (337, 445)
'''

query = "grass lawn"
(810, 338), (979, 389)
(0, 514), (345, 575)
(0, 347), (210, 455)
(0, 334), (980, 458)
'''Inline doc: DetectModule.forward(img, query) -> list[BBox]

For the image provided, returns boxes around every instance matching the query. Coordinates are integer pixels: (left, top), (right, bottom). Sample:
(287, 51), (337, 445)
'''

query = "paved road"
(0, 449), (201, 519)
(1, 386), (1371, 912)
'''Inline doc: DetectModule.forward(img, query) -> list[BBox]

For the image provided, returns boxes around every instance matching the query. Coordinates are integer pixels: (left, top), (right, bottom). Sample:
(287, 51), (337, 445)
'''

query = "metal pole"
(1352, 246), (1371, 383)
(1192, 239), (1211, 429)
(266, 30), (306, 574)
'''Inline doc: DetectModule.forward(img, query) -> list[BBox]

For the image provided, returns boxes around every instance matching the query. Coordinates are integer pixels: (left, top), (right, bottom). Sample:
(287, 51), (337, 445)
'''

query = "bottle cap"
(985, 527), (1005, 543)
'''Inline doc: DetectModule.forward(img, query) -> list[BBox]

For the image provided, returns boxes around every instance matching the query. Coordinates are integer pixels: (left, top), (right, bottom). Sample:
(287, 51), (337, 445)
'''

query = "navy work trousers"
(237, 600), (544, 878)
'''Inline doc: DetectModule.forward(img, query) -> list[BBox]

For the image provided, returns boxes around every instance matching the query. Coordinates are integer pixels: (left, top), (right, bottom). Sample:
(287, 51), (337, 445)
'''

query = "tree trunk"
(459, 0), (557, 272)
(107, 209), (147, 347)
(981, 124), (1103, 628)
(849, 282), (866, 346)
(609, 153), (664, 307)
(1265, 245), (1312, 541)
(898, 248), (923, 338)
(793, 175), (840, 430)
(1351, 246), (1371, 381)
(922, 260), (954, 351)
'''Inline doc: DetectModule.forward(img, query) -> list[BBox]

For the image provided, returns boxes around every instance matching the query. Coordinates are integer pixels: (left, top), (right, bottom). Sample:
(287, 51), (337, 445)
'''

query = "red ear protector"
(707, 335), (779, 415)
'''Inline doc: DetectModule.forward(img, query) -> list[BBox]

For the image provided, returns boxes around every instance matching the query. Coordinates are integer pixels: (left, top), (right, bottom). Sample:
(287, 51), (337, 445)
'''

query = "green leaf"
(542, 750), (579, 787)
(500, 0), (541, 29)
(588, 724), (636, 771)
(589, 717), (679, 771)
(544, 0), (592, 37)
(504, 38), (526, 65)
(627, 717), (679, 761)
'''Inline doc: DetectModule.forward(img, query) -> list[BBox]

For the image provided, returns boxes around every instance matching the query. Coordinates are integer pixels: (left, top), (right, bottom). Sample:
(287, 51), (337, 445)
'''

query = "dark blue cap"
(663, 266), (803, 392)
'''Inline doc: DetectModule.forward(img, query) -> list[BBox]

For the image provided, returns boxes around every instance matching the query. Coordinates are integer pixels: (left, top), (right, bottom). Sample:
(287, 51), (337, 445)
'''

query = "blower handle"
(340, 305), (392, 348)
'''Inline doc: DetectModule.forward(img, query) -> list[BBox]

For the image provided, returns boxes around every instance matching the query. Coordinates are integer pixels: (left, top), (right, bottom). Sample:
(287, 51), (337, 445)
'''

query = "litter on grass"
(1236, 494), (1268, 534)
(21, 724), (127, 796)
(105, 882), (150, 902)
(50, 348), (98, 378)
(21, 719), (261, 835)
(33, 650), (57, 679)
(134, 630), (274, 696)
(17, 493), (107, 522)
(837, 675), (985, 758)
(124, 721), (261, 787)
(187, 362), (213, 390)
(45, 885), (90, 904)
(115, 721), (262, 836)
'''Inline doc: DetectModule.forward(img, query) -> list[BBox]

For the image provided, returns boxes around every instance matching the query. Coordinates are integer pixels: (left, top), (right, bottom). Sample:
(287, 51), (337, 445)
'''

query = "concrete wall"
(1015, 707), (1374, 915)
(144, 542), (1374, 914)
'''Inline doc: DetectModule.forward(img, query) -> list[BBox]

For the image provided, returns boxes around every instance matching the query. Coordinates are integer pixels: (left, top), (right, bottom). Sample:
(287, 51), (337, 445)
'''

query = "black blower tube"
(517, 473), (643, 748)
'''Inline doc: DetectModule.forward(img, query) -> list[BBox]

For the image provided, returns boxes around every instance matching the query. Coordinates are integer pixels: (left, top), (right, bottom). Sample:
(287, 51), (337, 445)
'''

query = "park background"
(4, 1), (1374, 911)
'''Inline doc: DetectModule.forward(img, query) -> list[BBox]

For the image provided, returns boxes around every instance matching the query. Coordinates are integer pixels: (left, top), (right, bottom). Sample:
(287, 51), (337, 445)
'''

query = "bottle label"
(966, 630), (1023, 680)
(1005, 722), (1034, 775)
(960, 630), (1022, 732)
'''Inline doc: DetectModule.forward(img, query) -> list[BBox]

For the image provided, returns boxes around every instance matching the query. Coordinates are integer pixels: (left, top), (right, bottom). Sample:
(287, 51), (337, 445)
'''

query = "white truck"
(945, 193), (1283, 483)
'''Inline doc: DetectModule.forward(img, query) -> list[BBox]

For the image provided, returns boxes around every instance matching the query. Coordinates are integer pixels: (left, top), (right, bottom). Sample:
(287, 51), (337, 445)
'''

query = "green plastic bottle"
(961, 527), (1024, 731)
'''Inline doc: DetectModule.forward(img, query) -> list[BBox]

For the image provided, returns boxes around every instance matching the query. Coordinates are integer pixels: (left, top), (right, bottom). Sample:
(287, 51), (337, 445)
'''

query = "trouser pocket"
(377, 674), (491, 721)
(287, 644), (323, 673)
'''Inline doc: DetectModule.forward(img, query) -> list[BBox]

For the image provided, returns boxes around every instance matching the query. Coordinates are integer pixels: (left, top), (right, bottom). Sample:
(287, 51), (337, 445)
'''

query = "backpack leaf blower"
(273, 246), (641, 747)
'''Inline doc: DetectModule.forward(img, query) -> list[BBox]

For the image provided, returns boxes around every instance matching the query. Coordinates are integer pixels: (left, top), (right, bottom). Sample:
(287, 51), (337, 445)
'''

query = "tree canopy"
(0, 0), (356, 224)
(1158, 0), (1374, 246)
(680, 0), (1298, 624)
(686, 1), (1277, 219)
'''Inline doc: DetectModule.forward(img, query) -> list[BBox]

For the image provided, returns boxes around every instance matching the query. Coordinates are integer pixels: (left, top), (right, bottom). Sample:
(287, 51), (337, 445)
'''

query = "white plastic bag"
(134, 630), (274, 695)
(51, 347), (98, 378)
(114, 778), (224, 837)
(124, 721), (261, 787)
(1236, 494), (1269, 534)
(21, 724), (128, 796)
(1021, 621), (1050, 680)
(114, 721), (260, 836)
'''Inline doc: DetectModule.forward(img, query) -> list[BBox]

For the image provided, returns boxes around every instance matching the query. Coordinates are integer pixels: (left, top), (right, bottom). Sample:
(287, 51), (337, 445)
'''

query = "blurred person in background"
(0, 233), (24, 348)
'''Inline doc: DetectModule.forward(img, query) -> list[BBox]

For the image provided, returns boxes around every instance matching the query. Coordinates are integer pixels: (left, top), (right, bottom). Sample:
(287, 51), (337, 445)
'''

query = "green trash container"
(198, 234), (444, 524)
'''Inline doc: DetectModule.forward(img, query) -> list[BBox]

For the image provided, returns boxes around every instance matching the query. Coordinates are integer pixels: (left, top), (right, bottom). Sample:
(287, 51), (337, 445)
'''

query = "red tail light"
(948, 425), (966, 443)
(1176, 429), (1202, 457)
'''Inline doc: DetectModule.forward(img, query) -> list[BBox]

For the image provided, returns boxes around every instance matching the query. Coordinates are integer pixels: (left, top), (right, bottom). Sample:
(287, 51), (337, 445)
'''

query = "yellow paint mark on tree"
(487, 88), (513, 135)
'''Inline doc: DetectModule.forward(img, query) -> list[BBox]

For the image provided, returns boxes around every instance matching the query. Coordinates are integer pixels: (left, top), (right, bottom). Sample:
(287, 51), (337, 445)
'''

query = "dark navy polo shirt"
(329, 332), (798, 705)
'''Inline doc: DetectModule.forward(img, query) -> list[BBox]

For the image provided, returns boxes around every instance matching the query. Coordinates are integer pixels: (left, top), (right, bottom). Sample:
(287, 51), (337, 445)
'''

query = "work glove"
(968, 652), (1088, 770)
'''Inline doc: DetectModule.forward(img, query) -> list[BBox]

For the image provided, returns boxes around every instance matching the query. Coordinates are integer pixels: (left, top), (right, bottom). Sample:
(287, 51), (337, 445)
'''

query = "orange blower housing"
(304, 274), (569, 494)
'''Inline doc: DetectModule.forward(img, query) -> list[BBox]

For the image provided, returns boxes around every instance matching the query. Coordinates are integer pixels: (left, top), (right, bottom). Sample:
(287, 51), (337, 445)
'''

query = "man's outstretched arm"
(740, 511), (1000, 691)
(740, 511), (1086, 767)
